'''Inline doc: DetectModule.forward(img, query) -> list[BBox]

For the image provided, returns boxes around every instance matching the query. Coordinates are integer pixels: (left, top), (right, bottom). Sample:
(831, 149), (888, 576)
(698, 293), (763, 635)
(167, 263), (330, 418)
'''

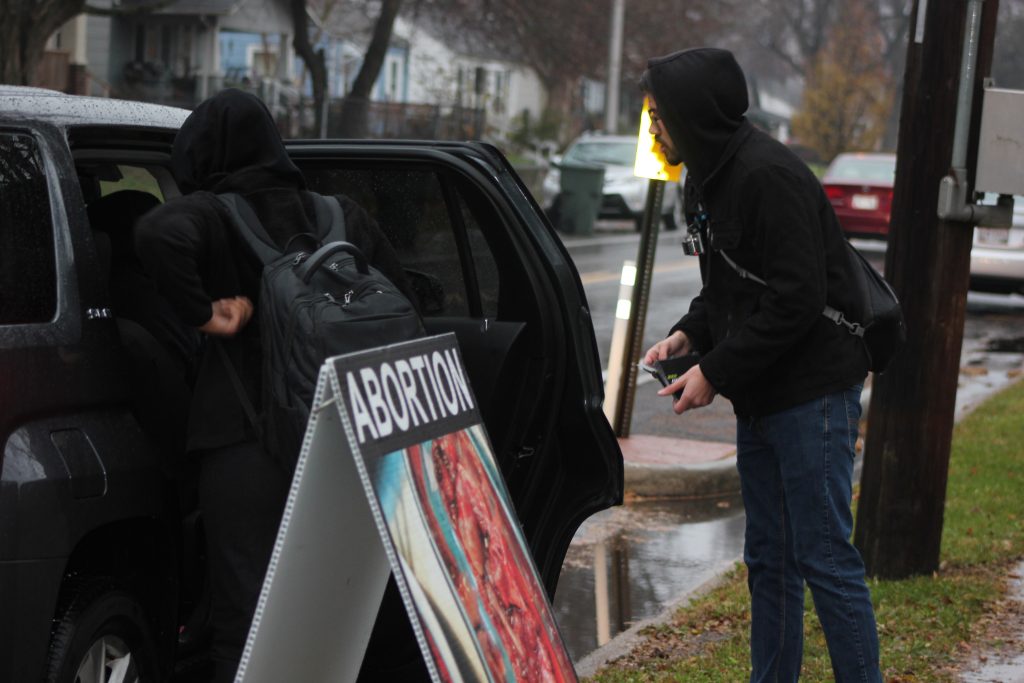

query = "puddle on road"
(552, 495), (745, 662)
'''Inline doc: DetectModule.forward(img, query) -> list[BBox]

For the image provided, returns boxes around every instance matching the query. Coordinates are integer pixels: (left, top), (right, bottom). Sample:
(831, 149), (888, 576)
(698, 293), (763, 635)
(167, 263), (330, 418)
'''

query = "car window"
(301, 165), (499, 319)
(100, 165), (164, 201)
(565, 141), (636, 166)
(0, 131), (57, 325)
(826, 156), (895, 183)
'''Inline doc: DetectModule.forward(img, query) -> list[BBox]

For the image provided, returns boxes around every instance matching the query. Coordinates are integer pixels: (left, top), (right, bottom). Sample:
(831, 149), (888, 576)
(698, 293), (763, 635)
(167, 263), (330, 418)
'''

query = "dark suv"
(0, 86), (622, 682)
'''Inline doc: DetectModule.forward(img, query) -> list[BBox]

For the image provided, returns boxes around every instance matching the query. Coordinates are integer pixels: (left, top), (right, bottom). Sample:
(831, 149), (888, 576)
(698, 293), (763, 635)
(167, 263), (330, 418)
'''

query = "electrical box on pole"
(975, 86), (1024, 196)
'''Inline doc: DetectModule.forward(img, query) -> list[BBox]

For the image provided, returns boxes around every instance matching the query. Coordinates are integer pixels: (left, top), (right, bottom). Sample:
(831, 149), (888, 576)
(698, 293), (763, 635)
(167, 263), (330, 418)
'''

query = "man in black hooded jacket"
(136, 89), (421, 682)
(641, 49), (882, 682)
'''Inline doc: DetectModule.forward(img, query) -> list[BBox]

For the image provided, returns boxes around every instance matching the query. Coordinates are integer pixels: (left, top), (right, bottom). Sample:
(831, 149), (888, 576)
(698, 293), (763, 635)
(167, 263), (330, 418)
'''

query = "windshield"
(564, 141), (636, 167)
(826, 155), (895, 183)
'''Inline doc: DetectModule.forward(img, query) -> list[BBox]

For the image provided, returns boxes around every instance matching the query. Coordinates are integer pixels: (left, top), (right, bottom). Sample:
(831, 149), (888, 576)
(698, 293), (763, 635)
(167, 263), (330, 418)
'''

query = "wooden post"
(853, 0), (1000, 578)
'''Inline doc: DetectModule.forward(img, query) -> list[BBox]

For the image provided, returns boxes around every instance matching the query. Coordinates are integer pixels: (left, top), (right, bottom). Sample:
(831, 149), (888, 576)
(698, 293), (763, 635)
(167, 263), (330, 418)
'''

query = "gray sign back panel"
(236, 373), (390, 683)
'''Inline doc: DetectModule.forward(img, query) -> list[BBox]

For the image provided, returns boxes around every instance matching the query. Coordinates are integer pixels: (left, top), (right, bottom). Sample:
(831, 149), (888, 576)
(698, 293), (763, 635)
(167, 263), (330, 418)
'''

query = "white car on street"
(541, 134), (680, 231)
(970, 193), (1024, 295)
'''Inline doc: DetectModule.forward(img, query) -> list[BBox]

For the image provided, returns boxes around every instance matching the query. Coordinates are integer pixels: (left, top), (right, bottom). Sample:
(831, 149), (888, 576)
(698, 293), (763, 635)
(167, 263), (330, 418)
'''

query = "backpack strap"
(310, 193), (346, 243)
(717, 248), (865, 337)
(216, 193), (283, 266)
(217, 192), (347, 262)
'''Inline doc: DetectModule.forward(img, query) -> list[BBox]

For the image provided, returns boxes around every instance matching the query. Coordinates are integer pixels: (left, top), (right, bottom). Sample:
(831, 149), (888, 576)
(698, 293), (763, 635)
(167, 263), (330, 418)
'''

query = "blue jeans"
(736, 385), (881, 683)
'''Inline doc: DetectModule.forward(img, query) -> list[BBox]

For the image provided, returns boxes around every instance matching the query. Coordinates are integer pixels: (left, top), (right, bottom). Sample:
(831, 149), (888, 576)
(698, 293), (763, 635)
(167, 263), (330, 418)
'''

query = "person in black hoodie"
(136, 89), (420, 682)
(641, 49), (882, 682)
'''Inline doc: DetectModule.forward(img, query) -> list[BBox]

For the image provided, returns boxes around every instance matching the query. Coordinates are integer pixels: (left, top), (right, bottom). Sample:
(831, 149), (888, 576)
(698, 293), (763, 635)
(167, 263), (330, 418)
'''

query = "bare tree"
(291, 0), (328, 135)
(791, 2), (892, 160)
(993, 0), (1024, 88)
(748, 0), (841, 74)
(0, 0), (87, 85)
(336, 0), (402, 137)
(417, 0), (732, 140)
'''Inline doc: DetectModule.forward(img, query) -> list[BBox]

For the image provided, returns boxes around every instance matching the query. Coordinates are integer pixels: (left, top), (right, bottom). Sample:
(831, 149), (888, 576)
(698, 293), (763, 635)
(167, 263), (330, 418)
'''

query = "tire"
(45, 581), (160, 683)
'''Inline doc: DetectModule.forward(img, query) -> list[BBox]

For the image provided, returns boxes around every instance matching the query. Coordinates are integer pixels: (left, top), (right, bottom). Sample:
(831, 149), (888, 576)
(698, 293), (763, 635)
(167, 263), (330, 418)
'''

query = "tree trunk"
(853, 0), (1000, 579)
(290, 0), (327, 137)
(0, 0), (86, 85)
(337, 0), (402, 138)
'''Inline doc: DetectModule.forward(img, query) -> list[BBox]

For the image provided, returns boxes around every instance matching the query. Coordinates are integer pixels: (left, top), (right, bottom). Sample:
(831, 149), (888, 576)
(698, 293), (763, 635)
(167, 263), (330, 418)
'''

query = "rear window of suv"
(825, 155), (895, 183)
(0, 131), (57, 324)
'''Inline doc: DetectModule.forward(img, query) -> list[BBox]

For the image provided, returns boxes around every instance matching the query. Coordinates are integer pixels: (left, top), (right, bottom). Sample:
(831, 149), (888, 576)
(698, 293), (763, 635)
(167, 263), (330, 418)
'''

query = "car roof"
(0, 86), (189, 130)
(570, 134), (636, 146)
(830, 152), (895, 162)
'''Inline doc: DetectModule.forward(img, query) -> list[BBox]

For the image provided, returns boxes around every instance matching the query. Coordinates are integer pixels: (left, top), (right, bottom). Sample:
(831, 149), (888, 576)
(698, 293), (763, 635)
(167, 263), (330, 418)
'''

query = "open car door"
(287, 140), (623, 595)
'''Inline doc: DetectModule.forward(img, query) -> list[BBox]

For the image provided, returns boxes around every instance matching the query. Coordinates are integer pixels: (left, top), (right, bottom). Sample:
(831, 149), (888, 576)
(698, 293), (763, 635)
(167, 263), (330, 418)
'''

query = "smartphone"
(638, 353), (701, 401)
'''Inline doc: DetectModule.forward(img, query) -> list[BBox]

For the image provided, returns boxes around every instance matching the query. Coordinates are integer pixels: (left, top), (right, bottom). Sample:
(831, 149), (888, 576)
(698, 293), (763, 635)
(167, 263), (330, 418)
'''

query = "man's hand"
(199, 296), (253, 337)
(643, 330), (692, 366)
(659, 363), (717, 414)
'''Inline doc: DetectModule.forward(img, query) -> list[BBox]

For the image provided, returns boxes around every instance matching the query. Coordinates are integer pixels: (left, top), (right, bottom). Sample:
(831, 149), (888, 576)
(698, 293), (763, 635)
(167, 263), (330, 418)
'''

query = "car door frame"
(286, 140), (623, 595)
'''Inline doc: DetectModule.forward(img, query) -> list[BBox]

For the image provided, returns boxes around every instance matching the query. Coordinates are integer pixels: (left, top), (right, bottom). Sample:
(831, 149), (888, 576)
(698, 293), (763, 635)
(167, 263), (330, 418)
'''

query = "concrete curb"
(624, 457), (740, 499)
(573, 556), (743, 678)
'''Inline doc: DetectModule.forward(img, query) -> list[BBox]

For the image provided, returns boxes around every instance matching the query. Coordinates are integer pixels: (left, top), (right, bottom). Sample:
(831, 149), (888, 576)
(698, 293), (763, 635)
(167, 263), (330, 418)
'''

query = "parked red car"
(822, 152), (896, 240)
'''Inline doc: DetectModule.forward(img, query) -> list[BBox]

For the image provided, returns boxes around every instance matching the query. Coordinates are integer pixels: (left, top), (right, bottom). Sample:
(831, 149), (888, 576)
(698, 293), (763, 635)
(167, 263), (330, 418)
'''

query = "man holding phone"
(640, 48), (882, 683)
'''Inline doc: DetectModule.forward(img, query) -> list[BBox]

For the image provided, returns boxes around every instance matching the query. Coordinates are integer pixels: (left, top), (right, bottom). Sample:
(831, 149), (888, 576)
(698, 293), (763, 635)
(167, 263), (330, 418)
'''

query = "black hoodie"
(645, 48), (748, 183)
(137, 89), (409, 451)
(644, 49), (868, 417)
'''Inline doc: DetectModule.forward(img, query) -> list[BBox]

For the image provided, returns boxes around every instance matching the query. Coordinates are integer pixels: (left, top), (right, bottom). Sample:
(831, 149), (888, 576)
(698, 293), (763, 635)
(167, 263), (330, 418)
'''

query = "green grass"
(588, 379), (1024, 682)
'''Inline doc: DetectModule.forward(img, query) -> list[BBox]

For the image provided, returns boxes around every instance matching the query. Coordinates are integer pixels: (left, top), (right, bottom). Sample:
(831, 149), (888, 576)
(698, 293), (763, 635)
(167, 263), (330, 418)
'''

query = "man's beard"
(656, 137), (681, 166)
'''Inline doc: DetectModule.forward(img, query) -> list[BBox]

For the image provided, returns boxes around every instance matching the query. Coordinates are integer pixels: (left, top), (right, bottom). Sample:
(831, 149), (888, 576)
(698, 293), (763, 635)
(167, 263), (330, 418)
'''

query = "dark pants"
(736, 385), (881, 683)
(199, 440), (288, 683)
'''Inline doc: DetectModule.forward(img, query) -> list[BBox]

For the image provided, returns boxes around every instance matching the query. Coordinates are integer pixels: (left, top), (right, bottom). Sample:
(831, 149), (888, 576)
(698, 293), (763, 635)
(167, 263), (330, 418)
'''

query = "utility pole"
(605, 0), (625, 133)
(854, 0), (1000, 578)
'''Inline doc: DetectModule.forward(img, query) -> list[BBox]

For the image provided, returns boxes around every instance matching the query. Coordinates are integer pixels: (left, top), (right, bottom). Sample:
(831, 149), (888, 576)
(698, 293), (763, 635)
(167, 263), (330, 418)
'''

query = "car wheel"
(45, 580), (160, 683)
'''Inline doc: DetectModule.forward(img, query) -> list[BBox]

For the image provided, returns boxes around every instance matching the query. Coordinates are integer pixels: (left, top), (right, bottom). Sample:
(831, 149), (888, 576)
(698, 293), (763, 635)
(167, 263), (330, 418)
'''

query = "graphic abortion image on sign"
(337, 333), (577, 682)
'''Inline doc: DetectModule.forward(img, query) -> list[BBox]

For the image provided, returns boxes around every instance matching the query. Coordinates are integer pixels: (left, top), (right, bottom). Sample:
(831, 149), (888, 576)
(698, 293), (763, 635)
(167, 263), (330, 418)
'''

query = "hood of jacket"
(171, 88), (305, 195)
(645, 47), (748, 182)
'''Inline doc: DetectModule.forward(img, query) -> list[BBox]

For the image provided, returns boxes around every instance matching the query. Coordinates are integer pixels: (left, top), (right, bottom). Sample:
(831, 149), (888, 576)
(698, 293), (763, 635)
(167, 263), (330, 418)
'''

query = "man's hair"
(638, 69), (652, 94)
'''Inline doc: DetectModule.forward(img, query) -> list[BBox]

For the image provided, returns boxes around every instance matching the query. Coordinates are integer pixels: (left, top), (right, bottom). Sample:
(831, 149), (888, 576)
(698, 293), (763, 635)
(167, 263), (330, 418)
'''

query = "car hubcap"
(75, 635), (136, 683)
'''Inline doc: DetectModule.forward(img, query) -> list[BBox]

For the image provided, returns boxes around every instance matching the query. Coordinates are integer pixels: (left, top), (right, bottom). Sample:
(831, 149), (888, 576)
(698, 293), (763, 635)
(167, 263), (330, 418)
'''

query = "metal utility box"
(975, 87), (1024, 196)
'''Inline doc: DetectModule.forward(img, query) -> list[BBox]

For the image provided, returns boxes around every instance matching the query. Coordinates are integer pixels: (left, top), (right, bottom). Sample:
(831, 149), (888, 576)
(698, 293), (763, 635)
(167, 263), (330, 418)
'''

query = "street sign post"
(605, 98), (682, 437)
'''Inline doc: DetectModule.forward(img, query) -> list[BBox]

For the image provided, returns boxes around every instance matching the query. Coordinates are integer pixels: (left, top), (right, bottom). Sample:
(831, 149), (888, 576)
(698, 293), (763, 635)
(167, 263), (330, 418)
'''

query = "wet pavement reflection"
(552, 495), (746, 662)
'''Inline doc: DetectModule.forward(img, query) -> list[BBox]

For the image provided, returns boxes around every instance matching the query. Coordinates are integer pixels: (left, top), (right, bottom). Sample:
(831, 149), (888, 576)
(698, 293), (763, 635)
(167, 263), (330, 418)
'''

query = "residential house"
(42, 1), (549, 143)
(41, 0), (295, 109)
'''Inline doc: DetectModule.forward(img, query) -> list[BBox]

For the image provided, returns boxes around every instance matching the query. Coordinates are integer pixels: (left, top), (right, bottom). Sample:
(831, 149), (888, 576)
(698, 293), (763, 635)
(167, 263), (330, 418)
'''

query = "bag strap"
(216, 192), (346, 265)
(717, 248), (865, 338)
(216, 193), (281, 265)
(311, 193), (346, 243)
(213, 339), (263, 438)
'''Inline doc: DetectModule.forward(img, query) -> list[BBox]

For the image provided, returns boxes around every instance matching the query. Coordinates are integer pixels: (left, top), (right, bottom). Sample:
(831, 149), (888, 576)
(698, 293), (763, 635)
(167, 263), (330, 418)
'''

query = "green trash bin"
(556, 162), (605, 235)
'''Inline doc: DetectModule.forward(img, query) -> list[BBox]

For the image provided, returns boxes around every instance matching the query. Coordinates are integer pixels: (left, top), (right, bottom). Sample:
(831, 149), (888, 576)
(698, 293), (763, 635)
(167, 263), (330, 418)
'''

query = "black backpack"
(216, 192), (425, 471)
(718, 240), (906, 373)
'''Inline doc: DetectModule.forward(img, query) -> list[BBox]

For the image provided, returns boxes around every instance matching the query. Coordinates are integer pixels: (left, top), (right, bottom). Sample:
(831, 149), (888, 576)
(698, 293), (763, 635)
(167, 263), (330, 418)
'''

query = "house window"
(0, 132), (57, 325)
